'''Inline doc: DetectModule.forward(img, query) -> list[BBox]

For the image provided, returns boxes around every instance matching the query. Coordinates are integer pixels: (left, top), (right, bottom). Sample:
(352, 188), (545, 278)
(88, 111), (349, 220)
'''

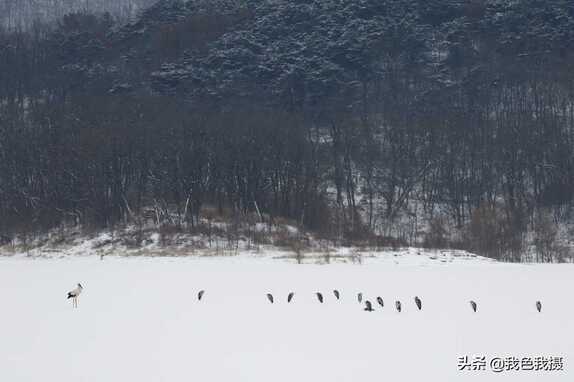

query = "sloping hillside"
(1, 0), (574, 262)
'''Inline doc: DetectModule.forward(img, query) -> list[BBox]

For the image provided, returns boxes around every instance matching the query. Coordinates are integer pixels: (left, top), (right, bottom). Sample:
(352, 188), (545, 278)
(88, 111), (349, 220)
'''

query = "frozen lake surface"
(0, 252), (572, 381)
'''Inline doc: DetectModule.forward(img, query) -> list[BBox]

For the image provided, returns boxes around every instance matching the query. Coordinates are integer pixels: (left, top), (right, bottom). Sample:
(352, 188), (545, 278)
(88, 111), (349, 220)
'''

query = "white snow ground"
(0, 252), (572, 381)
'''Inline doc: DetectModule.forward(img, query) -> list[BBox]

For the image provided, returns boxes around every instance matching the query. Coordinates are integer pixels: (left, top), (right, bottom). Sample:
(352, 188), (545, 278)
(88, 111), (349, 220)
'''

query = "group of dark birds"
(359, 293), (419, 313)
(196, 289), (544, 313)
(467, 300), (543, 313)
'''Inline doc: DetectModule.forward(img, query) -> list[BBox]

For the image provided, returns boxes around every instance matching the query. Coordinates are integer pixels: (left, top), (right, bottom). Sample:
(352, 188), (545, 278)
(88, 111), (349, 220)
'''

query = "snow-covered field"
(0, 252), (572, 381)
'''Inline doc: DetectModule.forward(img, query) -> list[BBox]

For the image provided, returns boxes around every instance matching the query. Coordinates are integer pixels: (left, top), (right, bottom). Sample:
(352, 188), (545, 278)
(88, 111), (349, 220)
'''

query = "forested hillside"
(1, 0), (573, 261)
(0, 0), (156, 28)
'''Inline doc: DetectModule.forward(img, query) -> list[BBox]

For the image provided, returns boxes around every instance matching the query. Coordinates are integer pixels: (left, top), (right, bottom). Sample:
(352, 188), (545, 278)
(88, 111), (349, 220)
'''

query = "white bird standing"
(67, 283), (83, 308)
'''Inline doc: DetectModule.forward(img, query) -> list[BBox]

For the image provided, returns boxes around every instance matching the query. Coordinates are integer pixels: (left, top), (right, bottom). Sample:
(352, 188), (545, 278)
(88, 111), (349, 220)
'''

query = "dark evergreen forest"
(1, 0), (573, 261)
(0, 0), (156, 28)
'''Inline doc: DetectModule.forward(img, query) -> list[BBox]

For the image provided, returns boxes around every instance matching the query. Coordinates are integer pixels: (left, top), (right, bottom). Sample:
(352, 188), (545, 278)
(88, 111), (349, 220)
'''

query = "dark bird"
(267, 293), (274, 304)
(536, 301), (542, 312)
(470, 300), (477, 312)
(376, 297), (384, 308)
(316, 292), (324, 303)
(287, 292), (294, 303)
(198, 290), (205, 301)
(395, 300), (402, 313)
(333, 289), (340, 300)
(358, 293), (363, 304)
(414, 296), (422, 311)
(364, 300), (374, 312)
